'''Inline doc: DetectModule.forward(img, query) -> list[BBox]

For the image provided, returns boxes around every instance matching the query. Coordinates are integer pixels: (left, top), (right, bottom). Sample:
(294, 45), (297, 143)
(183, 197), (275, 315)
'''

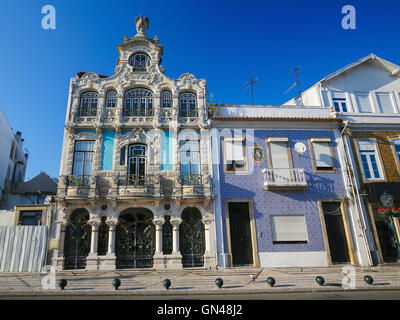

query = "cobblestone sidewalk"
(0, 265), (399, 297)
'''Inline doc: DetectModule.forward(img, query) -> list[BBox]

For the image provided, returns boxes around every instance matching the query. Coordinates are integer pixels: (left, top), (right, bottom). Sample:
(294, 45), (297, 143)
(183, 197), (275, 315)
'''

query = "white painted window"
(271, 215), (308, 243)
(270, 142), (290, 168)
(73, 141), (95, 177)
(331, 91), (348, 112)
(224, 137), (246, 172)
(354, 92), (373, 113)
(105, 90), (117, 108)
(357, 140), (383, 180)
(375, 92), (395, 114)
(311, 138), (334, 171)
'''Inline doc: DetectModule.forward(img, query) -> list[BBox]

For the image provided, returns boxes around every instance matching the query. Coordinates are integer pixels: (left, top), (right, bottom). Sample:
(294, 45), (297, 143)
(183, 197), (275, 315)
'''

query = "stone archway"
(63, 208), (91, 270)
(116, 208), (155, 269)
(180, 207), (205, 268)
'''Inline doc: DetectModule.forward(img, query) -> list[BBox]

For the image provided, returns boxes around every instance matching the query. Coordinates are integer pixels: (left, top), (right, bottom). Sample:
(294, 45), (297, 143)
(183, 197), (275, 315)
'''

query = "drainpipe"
(340, 122), (374, 266)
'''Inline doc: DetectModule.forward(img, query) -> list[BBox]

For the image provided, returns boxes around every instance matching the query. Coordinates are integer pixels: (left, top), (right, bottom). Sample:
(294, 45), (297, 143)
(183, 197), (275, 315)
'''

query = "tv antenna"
(285, 66), (303, 106)
(243, 77), (259, 105)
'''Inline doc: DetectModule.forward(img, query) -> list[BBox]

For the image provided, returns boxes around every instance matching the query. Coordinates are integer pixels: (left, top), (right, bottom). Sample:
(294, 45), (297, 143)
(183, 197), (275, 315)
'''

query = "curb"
(1, 286), (400, 297)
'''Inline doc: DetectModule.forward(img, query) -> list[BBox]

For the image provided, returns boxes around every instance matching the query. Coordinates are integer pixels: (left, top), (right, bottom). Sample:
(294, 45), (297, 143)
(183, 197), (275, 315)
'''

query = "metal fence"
(0, 226), (48, 272)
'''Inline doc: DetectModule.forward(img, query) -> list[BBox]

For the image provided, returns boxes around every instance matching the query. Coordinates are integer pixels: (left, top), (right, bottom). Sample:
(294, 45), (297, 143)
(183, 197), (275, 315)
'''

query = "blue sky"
(0, 0), (399, 180)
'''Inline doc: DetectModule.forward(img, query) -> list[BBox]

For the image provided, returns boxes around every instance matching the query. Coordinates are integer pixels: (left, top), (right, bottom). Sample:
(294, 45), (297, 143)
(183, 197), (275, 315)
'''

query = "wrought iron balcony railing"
(122, 108), (154, 117)
(117, 174), (155, 187)
(67, 175), (91, 187)
(180, 174), (202, 186)
(77, 108), (97, 117)
(262, 168), (307, 190)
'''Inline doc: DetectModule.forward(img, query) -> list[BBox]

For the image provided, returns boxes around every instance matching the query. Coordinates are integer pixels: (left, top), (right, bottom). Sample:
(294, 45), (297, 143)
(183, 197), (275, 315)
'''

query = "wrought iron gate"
(180, 209), (205, 268)
(64, 210), (91, 270)
(116, 212), (155, 268)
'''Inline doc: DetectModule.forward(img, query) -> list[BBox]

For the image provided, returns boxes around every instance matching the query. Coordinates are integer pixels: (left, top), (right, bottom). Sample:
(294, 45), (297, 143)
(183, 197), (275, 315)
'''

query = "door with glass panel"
(128, 144), (146, 185)
(72, 141), (94, 186)
(180, 139), (200, 185)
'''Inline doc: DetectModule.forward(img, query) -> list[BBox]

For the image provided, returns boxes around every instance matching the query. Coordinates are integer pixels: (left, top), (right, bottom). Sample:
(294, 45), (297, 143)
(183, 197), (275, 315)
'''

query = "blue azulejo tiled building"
(210, 105), (368, 268)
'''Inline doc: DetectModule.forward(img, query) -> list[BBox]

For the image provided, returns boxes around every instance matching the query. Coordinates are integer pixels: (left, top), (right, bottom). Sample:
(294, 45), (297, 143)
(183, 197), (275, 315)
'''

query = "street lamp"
(379, 192), (400, 262)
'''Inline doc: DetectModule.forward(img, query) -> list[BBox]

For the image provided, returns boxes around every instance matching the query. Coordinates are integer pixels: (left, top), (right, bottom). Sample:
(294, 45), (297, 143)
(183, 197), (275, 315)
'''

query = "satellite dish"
(294, 142), (307, 155)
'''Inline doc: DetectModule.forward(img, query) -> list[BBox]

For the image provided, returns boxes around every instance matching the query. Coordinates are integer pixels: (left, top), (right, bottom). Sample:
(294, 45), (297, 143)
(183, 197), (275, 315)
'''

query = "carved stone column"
(153, 216), (166, 270)
(203, 214), (216, 270)
(86, 219), (100, 271)
(100, 217), (117, 271)
(164, 217), (182, 270)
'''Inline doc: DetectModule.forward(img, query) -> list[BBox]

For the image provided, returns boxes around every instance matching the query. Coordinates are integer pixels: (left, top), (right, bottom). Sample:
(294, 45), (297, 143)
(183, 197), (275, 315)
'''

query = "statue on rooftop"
(135, 15), (149, 36)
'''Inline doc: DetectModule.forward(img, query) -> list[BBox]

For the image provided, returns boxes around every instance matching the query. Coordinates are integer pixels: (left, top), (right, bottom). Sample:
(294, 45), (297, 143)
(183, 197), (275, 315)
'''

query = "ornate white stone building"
(52, 16), (215, 271)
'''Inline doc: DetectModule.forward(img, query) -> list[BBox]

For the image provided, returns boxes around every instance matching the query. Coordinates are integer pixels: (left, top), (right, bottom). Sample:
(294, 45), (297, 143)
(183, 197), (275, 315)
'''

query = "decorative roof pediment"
(116, 129), (160, 148)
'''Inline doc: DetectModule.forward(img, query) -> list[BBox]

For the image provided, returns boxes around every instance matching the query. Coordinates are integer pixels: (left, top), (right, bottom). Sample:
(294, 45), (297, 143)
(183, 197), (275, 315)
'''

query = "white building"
(51, 16), (216, 271)
(0, 107), (28, 208)
(285, 54), (400, 265)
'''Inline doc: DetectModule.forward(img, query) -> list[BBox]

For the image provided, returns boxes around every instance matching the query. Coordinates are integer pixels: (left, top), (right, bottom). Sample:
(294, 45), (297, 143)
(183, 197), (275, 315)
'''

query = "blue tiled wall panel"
(101, 130), (115, 170)
(218, 129), (346, 254)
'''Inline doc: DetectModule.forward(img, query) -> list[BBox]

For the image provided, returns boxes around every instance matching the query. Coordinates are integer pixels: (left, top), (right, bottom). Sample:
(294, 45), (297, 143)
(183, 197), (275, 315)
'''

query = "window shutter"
(355, 92), (373, 113)
(312, 142), (333, 168)
(271, 216), (308, 242)
(376, 92), (394, 114)
(225, 138), (244, 161)
(270, 142), (290, 168)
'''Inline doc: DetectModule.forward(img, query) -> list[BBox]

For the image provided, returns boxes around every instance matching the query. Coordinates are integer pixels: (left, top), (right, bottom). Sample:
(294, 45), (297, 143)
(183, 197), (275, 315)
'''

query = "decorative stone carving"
(135, 15), (149, 36)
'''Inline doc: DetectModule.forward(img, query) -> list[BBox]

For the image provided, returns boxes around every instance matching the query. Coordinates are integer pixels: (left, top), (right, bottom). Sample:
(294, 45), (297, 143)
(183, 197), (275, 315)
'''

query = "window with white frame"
(331, 91), (348, 113)
(357, 140), (383, 180)
(179, 92), (197, 117)
(129, 52), (150, 71)
(180, 139), (200, 185)
(78, 92), (98, 116)
(123, 88), (154, 116)
(72, 141), (95, 186)
(375, 92), (395, 114)
(271, 215), (308, 244)
(161, 90), (172, 108)
(105, 90), (117, 108)
(310, 138), (335, 171)
(267, 138), (291, 168)
(354, 92), (373, 113)
(223, 137), (246, 172)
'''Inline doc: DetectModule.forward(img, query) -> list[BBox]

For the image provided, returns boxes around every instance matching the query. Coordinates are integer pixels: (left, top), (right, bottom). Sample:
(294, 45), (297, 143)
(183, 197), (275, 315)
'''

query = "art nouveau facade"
(51, 18), (215, 271)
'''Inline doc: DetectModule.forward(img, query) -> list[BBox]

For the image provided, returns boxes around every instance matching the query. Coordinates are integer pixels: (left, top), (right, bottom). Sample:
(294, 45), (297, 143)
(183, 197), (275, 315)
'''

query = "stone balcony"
(262, 168), (308, 190)
(57, 173), (213, 200)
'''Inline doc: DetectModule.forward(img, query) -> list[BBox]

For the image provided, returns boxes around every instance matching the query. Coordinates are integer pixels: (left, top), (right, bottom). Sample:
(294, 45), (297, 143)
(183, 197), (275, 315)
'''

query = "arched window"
(161, 90), (172, 108)
(123, 88), (154, 117)
(129, 52), (150, 72)
(179, 92), (197, 117)
(105, 90), (117, 108)
(78, 92), (98, 116)
(179, 208), (205, 268)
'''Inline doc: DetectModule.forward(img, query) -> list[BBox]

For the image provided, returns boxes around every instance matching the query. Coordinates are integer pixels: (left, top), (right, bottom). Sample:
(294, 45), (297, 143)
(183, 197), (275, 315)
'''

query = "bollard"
(163, 279), (171, 290)
(112, 278), (121, 290)
(315, 276), (325, 286)
(266, 277), (275, 287)
(364, 275), (374, 285)
(57, 279), (67, 290)
(215, 278), (223, 288)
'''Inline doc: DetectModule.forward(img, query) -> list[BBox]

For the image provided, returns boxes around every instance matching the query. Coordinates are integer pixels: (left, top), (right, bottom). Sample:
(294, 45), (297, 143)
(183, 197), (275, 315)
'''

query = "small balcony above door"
(262, 168), (307, 190)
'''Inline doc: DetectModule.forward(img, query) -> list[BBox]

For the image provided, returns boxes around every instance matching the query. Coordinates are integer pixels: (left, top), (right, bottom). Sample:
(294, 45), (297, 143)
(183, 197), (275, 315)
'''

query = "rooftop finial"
(135, 15), (149, 36)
